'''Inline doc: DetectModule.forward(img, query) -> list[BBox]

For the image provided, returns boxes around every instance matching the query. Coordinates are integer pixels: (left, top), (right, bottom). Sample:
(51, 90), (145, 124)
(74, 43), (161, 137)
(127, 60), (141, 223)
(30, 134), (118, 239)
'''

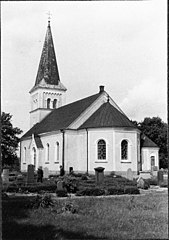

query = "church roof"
(21, 93), (101, 139)
(34, 21), (60, 88)
(79, 102), (136, 129)
(141, 134), (159, 148)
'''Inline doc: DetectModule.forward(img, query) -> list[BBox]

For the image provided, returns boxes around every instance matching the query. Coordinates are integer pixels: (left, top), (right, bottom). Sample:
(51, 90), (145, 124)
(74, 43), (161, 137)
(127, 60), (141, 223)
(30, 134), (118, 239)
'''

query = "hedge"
(124, 186), (140, 194)
(5, 184), (57, 193)
(76, 187), (105, 196)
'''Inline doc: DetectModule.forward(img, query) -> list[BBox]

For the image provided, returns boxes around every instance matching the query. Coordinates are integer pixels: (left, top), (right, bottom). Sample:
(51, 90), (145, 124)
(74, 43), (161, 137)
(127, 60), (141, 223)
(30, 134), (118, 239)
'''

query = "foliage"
(62, 201), (78, 214)
(61, 175), (79, 193)
(31, 194), (54, 208)
(1, 112), (23, 166)
(124, 186), (140, 194)
(5, 183), (57, 193)
(76, 187), (105, 196)
(107, 187), (124, 195)
(131, 117), (168, 168)
(56, 189), (68, 197)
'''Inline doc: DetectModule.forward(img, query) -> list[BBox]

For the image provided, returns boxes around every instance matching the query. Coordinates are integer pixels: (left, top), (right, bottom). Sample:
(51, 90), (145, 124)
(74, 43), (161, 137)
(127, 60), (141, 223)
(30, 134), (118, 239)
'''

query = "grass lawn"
(2, 190), (168, 240)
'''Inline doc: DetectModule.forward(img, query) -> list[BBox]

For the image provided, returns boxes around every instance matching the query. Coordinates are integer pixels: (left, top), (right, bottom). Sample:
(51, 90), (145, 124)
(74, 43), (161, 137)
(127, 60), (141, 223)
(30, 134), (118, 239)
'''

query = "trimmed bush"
(76, 187), (105, 196)
(107, 187), (124, 195)
(124, 186), (140, 195)
(146, 178), (158, 186)
(56, 189), (68, 197)
(6, 183), (57, 193)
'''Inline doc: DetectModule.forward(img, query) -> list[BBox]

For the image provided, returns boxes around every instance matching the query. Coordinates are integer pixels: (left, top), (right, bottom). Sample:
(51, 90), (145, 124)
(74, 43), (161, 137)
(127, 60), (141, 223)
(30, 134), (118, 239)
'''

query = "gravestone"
(94, 167), (105, 185)
(27, 164), (35, 184)
(44, 167), (49, 178)
(137, 177), (145, 189)
(57, 180), (64, 191)
(2, 169), (9, 183)
(126, 168), (133, 180)
(157, 170), (164, 186)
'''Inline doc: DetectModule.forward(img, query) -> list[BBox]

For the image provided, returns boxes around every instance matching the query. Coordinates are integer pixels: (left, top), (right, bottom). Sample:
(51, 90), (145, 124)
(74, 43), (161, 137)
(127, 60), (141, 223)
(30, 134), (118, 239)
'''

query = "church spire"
(35, 20), (60, 86)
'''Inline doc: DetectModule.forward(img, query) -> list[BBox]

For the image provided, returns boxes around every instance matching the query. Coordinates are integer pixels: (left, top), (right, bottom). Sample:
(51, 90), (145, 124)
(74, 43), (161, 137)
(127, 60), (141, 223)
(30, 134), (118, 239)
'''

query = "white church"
(20, 20), (159, 177)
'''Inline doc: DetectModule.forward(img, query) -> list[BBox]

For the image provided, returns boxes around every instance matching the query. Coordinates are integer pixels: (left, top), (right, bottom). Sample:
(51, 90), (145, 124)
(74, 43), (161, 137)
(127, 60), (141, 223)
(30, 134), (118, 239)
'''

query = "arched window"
(121, 140), (128, 160)
(151, 156), (155, 166)
(55, 142), (59, 162)
(98, 139), (106, 159)
(32, 147), (36, 166)
(24, 147), (26, 163)
(46, 143), (50, 162)
(53, 99), (57, 109)
(47, 98), (51, 109)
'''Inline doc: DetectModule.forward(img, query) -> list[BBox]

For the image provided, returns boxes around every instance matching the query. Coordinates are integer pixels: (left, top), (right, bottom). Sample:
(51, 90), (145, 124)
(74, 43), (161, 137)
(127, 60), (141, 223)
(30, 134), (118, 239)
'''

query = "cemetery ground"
(2, 173), (168, 240)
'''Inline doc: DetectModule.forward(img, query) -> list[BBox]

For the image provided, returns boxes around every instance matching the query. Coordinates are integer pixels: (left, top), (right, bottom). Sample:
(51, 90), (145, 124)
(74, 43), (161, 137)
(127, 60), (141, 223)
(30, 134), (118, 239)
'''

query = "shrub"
(5, 183), (57, 193)
(56, 189), (68, 197)
(62, 175), (79, 193)
(76, 187), (105, 196)
(146, 178), (158, 186)
(81, 174), (88, 180)
(160, 182), (168, 188)
(107, 187), (124, 195)
(62, 201), (78, 214)
(124, 186), (140, 195)
(31, 194), (54, 208)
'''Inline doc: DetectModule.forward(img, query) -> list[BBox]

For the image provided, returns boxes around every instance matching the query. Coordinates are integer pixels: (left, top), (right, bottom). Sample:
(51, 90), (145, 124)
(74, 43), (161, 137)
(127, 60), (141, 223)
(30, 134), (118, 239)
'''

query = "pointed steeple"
(35, 21), (60, 86)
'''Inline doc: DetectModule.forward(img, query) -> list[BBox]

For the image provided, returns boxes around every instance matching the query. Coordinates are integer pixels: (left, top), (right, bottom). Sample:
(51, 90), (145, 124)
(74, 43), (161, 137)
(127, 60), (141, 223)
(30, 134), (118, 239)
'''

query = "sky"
(2, 1), (167, 135)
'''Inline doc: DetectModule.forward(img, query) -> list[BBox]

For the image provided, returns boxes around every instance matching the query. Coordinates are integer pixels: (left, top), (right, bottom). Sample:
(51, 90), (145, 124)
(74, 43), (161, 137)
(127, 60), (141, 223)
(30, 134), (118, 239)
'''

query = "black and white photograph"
(1, 1), (168, 239)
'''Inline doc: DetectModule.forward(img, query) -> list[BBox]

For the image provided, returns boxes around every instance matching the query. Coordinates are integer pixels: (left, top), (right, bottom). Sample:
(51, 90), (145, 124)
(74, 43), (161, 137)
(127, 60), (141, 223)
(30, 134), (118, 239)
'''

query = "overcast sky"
(2, 1), (167, 135)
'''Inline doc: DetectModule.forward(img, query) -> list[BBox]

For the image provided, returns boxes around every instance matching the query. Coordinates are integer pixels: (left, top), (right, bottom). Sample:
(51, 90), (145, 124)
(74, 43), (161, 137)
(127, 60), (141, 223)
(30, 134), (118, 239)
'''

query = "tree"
(131, 117), (168, 169)
(1, 112), (23, 166)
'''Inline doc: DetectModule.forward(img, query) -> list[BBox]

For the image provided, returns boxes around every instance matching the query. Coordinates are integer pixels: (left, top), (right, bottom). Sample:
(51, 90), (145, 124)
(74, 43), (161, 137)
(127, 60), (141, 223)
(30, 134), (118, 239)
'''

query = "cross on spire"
(47, 11), (52, 23)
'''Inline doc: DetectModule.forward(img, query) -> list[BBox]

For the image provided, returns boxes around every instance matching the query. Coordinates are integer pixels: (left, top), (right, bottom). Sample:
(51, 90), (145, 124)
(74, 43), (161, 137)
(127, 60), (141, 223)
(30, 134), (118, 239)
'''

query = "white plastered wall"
(141, 147), (159, 171)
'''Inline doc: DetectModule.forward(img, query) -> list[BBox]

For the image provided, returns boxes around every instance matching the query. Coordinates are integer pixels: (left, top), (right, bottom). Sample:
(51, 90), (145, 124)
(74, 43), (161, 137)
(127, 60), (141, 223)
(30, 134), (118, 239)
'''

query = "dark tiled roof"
(34, 135), (44, 148)
(141, 134), (159, 148)
(79, 102), (137, 129)
(35, 22), (60, 86)
(21, 93), (101, 139)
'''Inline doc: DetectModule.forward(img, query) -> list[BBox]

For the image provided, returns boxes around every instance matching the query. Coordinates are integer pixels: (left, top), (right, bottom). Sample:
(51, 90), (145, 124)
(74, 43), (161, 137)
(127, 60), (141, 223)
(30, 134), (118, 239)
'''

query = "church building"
(20, 20), (159, 178)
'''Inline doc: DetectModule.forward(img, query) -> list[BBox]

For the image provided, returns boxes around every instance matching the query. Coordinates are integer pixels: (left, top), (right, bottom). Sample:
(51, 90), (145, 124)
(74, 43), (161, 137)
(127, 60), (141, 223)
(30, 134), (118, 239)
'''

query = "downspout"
(86, 128), (88, 174)
(61, 130), (65, 170)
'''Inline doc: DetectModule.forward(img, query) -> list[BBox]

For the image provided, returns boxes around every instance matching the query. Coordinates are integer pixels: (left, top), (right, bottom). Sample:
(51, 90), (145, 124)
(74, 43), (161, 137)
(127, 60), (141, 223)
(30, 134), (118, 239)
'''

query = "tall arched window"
(121, 140), (128, 160)
(23, 147), (26, 163)
(47, 98), (51, 109)
(46, 143), (50, 162)
(32, 147), (36, 166)
(98, 139), (106, 159)
(53, 99), (57, 109)
(55, 142), (59, 162)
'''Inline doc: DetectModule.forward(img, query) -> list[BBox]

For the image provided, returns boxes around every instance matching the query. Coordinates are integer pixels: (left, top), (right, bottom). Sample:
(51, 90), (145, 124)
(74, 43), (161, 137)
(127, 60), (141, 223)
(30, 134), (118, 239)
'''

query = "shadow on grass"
(2, 197), (105, 240)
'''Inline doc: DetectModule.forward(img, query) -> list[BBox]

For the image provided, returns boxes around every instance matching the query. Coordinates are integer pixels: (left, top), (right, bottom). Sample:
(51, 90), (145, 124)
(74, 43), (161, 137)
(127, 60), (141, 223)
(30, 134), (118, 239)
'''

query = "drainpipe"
(86, 129), (88, 174)
(61, 130), (65, 170)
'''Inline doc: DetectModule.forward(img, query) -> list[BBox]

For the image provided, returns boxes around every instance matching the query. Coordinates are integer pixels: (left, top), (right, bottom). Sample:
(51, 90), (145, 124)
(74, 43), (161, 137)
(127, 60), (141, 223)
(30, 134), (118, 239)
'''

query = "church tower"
(29, 20), (67, 127)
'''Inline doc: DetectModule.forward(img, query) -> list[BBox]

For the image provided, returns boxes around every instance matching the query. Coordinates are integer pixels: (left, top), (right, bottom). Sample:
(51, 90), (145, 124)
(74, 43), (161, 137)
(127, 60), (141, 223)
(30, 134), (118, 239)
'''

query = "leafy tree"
(131, 117), (168, 169)
(1, 112), (23, 166)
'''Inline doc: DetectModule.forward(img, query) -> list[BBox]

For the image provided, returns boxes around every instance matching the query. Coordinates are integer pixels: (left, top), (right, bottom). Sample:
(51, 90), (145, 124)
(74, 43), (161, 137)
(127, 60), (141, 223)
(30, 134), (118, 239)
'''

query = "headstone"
(27, 164), (35, 184)
(2, 169), (9, 183)
(94, 167), (105, 185)
(126, 168), (133, 180)
(137, 177), (145, 189)
(157, 170), (164, 186)
(57, 180), (64, 191)
(44, 167), (49, 178)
